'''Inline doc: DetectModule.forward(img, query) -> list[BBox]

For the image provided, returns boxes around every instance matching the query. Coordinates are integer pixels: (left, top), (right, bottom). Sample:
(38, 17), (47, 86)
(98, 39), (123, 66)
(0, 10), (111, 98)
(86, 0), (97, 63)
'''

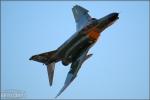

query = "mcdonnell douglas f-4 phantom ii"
(30, 5), (119, 98)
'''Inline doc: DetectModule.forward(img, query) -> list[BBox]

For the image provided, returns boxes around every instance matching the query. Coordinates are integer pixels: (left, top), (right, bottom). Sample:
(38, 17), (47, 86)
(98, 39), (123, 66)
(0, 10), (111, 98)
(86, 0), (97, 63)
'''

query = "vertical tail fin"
(47, 62), (55, 86)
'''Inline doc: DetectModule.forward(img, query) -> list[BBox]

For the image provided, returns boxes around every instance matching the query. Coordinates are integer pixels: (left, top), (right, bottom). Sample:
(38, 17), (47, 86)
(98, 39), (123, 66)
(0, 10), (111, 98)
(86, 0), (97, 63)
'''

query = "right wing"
(72, 5), (91, 31)
(55, 48), (93, 98)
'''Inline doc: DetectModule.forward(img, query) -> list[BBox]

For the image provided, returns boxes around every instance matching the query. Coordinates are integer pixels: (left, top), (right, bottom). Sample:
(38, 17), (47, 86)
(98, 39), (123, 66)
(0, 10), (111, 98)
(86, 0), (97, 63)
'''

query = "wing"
(55, 49), (93, 98)
(72, 5), (91, 31)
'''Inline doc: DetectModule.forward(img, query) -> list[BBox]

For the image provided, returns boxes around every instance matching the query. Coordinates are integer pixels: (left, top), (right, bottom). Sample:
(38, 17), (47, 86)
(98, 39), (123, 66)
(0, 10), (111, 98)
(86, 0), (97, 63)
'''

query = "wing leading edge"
(55, 48), (93, 98)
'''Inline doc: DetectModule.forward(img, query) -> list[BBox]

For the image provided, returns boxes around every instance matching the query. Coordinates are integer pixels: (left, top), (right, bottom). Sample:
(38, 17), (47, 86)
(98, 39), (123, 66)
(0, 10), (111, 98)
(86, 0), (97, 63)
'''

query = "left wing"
(55, 49), (93, 98)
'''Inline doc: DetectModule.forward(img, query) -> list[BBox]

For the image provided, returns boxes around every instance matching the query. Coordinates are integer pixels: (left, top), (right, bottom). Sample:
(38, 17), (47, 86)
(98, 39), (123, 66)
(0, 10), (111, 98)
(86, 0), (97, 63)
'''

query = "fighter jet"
(29, 5), (119, 98)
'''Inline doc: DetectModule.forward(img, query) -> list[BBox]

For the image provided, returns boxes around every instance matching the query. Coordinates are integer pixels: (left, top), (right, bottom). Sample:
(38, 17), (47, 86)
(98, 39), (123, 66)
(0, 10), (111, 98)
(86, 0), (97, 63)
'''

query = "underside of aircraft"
(30, 5), (119, 98)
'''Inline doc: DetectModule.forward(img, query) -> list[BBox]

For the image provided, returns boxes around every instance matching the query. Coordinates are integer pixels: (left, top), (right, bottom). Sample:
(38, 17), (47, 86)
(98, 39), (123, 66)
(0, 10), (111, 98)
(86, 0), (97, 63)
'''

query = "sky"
(1, 1), (149, 99)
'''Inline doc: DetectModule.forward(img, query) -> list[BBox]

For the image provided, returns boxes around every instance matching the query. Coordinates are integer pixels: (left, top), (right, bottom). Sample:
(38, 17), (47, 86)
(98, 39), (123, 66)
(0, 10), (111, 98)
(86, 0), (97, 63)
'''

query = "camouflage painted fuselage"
(29, 5), (119, 98)
(55, 13), (119, 66)
(57, 20), (99, 65)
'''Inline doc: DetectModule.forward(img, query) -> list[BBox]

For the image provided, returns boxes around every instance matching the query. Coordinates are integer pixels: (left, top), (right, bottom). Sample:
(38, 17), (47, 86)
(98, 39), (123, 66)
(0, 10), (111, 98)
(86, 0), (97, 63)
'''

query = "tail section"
(30, 50), (61, 86)
(29, 50), (60, 65)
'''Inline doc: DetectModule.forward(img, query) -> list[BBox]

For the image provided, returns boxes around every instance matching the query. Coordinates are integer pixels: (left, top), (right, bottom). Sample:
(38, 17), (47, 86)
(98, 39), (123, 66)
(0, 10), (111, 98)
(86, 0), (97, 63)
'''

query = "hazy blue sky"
(1, 1), (149, 99)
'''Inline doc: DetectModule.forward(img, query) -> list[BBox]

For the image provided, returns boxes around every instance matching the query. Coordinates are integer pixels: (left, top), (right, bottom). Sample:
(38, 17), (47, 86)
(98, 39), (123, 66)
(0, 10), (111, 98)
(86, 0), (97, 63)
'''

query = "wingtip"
(55, 93), (59, 99)
(73, 4), (79, 7)
(55, 88), (64, 99)
(55, 88), (64, 98)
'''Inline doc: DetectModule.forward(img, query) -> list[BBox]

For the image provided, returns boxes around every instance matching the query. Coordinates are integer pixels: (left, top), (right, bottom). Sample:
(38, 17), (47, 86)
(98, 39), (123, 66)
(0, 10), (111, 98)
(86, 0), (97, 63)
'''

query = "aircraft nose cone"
(111, 12), (119, 18)
(109, 12), (119, 21)
(112, 12), (119, 17)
